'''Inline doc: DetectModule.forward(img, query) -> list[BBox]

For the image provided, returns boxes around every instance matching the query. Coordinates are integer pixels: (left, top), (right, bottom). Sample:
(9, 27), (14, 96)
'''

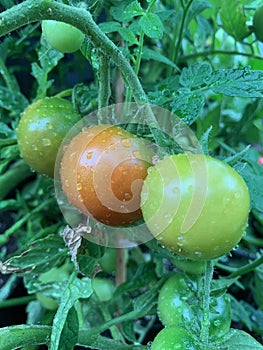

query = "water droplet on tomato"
(121, 138), (131, 148)
(42, 138), (51, 146)
(77, 183), (82, 190)
(32, 144), (38, 151)
(133, 150), (141, 158)
(87, 151), (93, 159)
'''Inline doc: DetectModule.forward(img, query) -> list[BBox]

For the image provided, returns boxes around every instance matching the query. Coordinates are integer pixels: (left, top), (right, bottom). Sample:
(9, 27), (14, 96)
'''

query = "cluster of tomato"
(151, 273), (232, 349)
(16, 95), (250, 262)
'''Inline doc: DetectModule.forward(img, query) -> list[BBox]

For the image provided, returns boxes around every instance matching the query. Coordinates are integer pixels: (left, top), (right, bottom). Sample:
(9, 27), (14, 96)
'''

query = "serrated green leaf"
(139, 13), (164, 39)
(32, 37), (63, 98)
(50, 275), (92, 350)
(220, 0), (251, 41)
(179, 62), (213, 88)
(122, 1), (144, 22)
(58, 306), (79, 350)
(0, 86), (28, 115)
(0, 234), (68, 276)
(171, 90), (205, 125)
(210, 68), (263, 97)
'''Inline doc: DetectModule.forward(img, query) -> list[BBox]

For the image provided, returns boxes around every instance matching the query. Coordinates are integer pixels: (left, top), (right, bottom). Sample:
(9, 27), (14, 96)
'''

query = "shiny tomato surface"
(60, 124), (153, 226)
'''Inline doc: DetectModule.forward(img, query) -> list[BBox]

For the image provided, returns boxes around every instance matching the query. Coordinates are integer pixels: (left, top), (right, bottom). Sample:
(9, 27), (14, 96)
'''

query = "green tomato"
(141, 154), (250, 261)
(158, 274), (232, 340)
(158, 274), (195, 326)
(92, 277), (115, 302)
(151, 325), (197, 350)
(41, 20), (85, 53)
(16, 97), (81, 178)
(99, 248), (117, 274)
(253, 6), (263, 42)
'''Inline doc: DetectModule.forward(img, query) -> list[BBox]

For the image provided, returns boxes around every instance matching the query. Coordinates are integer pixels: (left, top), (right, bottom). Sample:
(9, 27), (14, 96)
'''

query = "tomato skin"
(172, 257), (206, 275)
(157, 274), (195, 327)
(92, 277), (115, 302)
(158, 274), (232, 340)
(141, 154), (250, 260)
(151, 325), (197, 350)
(17, 97), (81, 178)
(253, 6), (263, 42)
(60, 124), (153, 226)
(42, 20), (85, 53)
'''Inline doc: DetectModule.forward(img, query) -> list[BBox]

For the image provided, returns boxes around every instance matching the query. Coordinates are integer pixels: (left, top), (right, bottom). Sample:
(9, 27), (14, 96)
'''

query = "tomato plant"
(41, 20), (85, 53)
(158, 274), (232, 340)
(1, 1), (263, 349)
(60, 124), (153, 226)
(253, 6), (263, 42)
(141, 154), (250, 260)
(151, 325), (197, 350)
(16, 97), (81, 178)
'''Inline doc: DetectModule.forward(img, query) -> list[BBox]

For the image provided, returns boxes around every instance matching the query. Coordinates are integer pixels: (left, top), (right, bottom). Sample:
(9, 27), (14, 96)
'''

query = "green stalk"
(168, 0), (194, 72)
(0, 324), (146, 350)
(0, 198), (55, 247)
(0, 0), (147, 103)
(0, 295), (35, 309)
(97, 54), (111, 112)
(200, 260), (214, 344)
(0, 160), (32, 201)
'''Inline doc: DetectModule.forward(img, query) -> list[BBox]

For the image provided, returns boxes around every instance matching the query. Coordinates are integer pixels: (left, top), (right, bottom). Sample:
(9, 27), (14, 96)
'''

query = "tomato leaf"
(0, 234), (68, 276)
(32, 36), (63, 99)
(220, 0), (251, 42)
(210, 68), (263, 97)
(0, 86), (28, 116)
(220, 328), (263, 349)
(141, 47), (179, 69)
(50, 275), (92, 350)
(58, 306), (79, 350)
(111, 1), (144, 22)
(139, 13), (164, 39)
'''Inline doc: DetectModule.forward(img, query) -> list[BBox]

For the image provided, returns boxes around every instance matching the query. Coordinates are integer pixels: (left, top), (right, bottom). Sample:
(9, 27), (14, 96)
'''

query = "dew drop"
(87, 151), (93, 160)
(42, 138), (51, 146)
(32, 144), (38, 151)
(133, 150), (141, 158)
(77, 183), (82, 191)
(121, 138), (131, 148)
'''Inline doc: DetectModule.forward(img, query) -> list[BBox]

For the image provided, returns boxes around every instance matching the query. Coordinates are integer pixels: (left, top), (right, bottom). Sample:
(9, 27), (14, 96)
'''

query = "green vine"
(0, 0), (147, 103)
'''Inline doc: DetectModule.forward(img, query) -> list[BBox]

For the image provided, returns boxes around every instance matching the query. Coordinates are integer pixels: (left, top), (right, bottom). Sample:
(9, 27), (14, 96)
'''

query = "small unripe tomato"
(42, 20), (85, 53)
(141, 154), (250, 260)
(253, 6), (263, 42)
(60, 124), (153, 226)
(151, 325), (196, 350)
(92, 277), (115, 302)
(16, 97), (81, 178)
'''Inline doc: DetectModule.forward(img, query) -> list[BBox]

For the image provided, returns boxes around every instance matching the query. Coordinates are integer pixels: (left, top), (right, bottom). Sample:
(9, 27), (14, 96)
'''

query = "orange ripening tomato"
(60, 124), (154, 226)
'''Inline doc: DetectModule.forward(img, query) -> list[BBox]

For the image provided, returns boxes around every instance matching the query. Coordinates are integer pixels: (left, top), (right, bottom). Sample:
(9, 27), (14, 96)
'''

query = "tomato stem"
(0, 160), (32, 201)
(116, 248), (127, 287)
(97, 54), (111, 112)
(200, 260), (214, 344)
(0, 0), (148, 104)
